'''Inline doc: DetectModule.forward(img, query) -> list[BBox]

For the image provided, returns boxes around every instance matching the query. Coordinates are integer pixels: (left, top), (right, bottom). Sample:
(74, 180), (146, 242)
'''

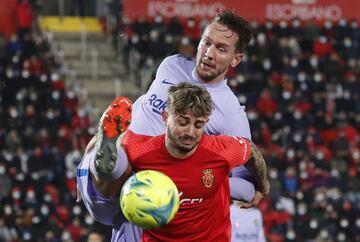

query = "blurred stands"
(0, 0), (359, 242)
(0, 1), (112, 241)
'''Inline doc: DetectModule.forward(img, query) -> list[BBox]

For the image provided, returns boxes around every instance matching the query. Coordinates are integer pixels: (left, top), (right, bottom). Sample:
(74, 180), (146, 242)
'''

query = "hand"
(234, 191), (266, 209)
(76, 187), (82, 203)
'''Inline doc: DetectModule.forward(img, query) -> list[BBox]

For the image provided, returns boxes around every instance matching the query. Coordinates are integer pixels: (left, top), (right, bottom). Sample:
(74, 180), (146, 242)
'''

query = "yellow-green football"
(120, 170), (179, 229)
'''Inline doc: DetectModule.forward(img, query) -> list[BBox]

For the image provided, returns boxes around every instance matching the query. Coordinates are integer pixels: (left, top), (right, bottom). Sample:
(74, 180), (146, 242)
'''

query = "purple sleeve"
(229, 177), (255, 202)
(111, 223), (142, 242)
(76, 149), (128, 227)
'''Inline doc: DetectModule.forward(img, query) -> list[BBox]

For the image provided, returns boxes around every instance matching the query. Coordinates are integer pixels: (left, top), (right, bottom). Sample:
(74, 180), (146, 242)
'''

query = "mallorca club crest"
(202, 169), (215, 188)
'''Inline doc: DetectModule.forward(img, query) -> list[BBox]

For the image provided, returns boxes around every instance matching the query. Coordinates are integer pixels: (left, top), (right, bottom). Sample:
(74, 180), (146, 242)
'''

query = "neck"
(194, 70), (226, 85)
(164, 138), (197, 159)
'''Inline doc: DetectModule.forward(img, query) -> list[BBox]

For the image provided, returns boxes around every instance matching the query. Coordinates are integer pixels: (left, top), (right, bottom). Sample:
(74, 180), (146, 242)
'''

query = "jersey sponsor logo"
(232, 136), (249, 162)
(148, 94), (167, 115)
(202, 169), (215, 188)
(76, 168), (89, 177)
(178, 192), (203, 205)
(161, 79), (174, 85)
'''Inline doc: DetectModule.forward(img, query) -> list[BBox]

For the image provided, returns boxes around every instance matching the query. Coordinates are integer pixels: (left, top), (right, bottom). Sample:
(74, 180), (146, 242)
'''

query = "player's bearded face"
(195, 22), (242, 84)
(166, 112), (207, 154)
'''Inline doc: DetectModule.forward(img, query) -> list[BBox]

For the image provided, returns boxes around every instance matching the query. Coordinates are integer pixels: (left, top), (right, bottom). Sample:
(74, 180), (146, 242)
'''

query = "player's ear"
(230, 53), (243, 68)
(162, 111), (169, 126)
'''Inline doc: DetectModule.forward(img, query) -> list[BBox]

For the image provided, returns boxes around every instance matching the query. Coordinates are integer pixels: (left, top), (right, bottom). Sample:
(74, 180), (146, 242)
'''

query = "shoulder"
(159, 54), (194, 70)
(202, 135), (249, 152)
(122, 131), (164, 159)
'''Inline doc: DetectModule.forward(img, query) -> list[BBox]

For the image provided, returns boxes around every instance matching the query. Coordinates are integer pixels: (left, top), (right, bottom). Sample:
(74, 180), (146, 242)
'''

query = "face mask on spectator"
(73, 205), (82, 215)
(257, 33), (266, 45)
(351, 21), (358, 29)
(298, 72), (306, 82)
(131, 35), (139, 44)
(85, 214), (95, 225)
(269, 169), (278, 179)
(282, 91), (291, 100)
(40, 74), (47, 82)
(165, 34), (173, 44)
(155, 15), (163, 24)
(338, 19), (346, 27)
(247, 111), (258, 120)
(319, 36), (327, 43)
(51, 73), (59, 81)
(4, 205), (12, 215)
(22, 70), (30, 78)
(27, 190), (35, 199)
(319, 230), (330, 240)
(30, 91), (38, 101)
(250, 21), (258, 29)
(324, 21), (332, 29)
(263, 59), (271, 70)
(6, 68), (14, 78)
(290, 58), (298, 67)
(43, 193), (52, 202)
(265, 21), (273, 29)
(287, 149), (295, 159)
(310, 56), (318, 68)
(0, 165), (5, 175)
(15, 172), (25, 181)
(12, 55), (19, 63)
(297, 202), (307, 215)
(343, 38), (352, 47)
(292, 19), (300, 28)
(52, 91), (60, 100)
(41, 204), (49, 216)
(314, 72), (322, 82)
(280, 20), (287, 29)
(187, 19), (195, 27)
(12, 189), (21, 199)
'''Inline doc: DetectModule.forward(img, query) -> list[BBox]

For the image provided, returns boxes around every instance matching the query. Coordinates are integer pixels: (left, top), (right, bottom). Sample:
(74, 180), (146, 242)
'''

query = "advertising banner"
(124, 0), (360, 22)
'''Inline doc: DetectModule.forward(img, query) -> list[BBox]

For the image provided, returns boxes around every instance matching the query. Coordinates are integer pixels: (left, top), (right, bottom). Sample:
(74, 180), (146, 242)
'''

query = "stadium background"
(0, 0), (359, 241)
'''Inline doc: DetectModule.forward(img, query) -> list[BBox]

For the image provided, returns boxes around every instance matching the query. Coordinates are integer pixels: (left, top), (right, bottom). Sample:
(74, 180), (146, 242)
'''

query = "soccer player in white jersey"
(76, 10), (270, 241)
(231, 200), (266, 242)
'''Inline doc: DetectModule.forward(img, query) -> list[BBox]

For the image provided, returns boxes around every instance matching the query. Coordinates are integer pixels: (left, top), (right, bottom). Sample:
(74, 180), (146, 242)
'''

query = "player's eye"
(201, 39), (211, 46)
(195, 122), (205, 129)
(218, 47), (227, 53)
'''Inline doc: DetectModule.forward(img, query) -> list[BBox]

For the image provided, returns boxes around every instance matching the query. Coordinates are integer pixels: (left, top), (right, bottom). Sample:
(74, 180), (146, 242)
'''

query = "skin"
(161, 110), (209, 159)
(195, 22), (243, 84)
(87, 232), (104, 242)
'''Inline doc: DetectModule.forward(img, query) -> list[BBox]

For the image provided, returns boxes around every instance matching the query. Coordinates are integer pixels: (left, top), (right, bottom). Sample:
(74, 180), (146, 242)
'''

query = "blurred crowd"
(0, 1), (359, 242)
(0, 1), (111, 242)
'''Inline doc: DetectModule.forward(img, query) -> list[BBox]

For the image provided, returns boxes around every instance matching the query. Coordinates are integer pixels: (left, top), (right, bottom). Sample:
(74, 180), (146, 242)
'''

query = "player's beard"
(167, 128), (198, 154)
(195, 62), (227, 82)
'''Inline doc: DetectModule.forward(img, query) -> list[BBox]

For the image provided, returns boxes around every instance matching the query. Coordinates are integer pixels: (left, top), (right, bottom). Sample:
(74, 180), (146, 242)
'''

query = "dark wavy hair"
(207, 9), (253, 52)
(167, 82), (213, 118)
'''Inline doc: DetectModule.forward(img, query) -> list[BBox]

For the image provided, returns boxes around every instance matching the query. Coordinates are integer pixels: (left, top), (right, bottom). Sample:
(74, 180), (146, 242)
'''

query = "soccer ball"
(120, 170), (180, 229)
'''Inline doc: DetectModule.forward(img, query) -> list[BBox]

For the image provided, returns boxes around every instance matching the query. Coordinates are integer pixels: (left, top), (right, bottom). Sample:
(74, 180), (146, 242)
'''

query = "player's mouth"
(200, 61), (215, 71)
(179, 137), (196, 145)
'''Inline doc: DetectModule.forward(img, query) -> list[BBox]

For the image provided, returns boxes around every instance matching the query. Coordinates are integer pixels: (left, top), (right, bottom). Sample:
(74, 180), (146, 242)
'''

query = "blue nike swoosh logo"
(161, 79), (174, 85)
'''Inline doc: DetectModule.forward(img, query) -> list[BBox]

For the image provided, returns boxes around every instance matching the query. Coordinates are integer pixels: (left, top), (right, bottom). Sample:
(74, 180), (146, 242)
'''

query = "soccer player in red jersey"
(83, 82), (268, 241)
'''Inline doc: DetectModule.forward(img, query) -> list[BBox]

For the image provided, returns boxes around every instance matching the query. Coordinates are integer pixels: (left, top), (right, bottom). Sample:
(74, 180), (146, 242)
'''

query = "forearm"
(244, 142), (270, 197)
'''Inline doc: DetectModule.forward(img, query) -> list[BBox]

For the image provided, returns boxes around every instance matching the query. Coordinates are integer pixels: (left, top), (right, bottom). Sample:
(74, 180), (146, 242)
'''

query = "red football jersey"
(122, 131), (251, 242)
